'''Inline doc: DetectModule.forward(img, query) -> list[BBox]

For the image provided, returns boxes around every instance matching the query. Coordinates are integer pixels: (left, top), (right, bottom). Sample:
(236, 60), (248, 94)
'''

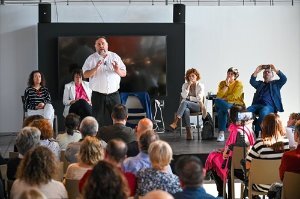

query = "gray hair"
(80, 116), (99, 137)
(16, 127), (41, 155)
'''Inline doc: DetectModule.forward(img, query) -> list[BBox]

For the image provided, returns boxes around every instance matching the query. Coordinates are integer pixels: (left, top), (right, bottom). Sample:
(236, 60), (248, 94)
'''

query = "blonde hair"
(78, 136), (104, 166)
(148, 140), (173, 170)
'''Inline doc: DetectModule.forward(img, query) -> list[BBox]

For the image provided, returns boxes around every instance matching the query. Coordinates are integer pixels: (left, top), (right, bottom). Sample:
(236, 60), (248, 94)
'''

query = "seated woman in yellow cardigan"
(215, 67), (245, 142)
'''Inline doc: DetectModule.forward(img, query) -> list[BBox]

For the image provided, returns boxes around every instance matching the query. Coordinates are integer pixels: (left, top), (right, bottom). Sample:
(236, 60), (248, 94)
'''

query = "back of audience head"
(83, 161), (129, 199)
(287, 112), (300, 127)
(78, 136), (104, 165)
(29, 119), (53, 140)
(261, 113), (285, 151)
(139, 129), (159, 153)
(229, 105), (247, 124)
(17, 146), (58, 185)
(136, 118), (153, 136)
(149, 140), (173, 170)
(143, 190), (174, 199)
(19, 188), (47, 199)
(106, 139), (127, 164)
(111, 104), (128, 121)
(65, 113), (80, 135)
(16, 127), (41, 156)
(80, 116), (98, 137)
(261, 113), (284, 139)
(175, 155), (204, 188)
(22, 115), (44, 127)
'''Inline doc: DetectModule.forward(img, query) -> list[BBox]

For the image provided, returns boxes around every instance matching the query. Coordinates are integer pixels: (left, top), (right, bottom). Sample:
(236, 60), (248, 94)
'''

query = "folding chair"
(65, 179), (80, 199)
(281, 172), (300, 199)
(248, 159), (281, 199)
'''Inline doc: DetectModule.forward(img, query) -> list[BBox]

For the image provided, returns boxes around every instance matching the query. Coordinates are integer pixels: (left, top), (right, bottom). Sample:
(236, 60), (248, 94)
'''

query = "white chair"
(248, 159), (281, 199)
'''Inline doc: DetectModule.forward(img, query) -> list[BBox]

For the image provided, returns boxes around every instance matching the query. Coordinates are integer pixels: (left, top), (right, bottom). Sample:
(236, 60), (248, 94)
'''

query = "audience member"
(169, 68), (207, 140)
(22, 115), (44, 127)
(246, 113), (289, 193)
(7, 127), (41, 180)
(127, 118), (153, 157)
(24, 70), (55, 125)
(65, 136), (104, 180)
(215, 67), (245, 142)
(174, 155), (215, 199)
(10, 146), (67, 199)
(82, 36), (126, 127)
(63, 68), (92, 119)
(56, 113), (82, 150)
(285, 112), (300, 149)
(79, 139), (136, 196)
(65, 116), (107, 163)
(82, 161), (130, 199)
(247, 64), (287, 137)
(97, 104), (135, 143)
(136, 140), (182, 196)
(123, 129), (172, 175)
(279, 120), (300, 180)
(144, 190), (174, 199)
(205, 105), (255, 198)
(29, 119), (60, 159)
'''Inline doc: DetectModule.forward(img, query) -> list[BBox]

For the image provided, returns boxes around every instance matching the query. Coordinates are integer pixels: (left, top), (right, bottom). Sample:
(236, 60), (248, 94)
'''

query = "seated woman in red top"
(63, 69), (92, 120)
(279, 120), (300, 180)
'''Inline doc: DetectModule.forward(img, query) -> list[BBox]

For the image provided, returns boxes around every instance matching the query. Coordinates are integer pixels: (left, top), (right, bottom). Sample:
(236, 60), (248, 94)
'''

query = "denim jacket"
(250, 70), (287, 112)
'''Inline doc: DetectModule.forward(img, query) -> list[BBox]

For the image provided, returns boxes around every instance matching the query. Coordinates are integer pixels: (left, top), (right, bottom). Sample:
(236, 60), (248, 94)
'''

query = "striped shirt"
(246, 137), (290, 192)
(24, 86), (52, 110)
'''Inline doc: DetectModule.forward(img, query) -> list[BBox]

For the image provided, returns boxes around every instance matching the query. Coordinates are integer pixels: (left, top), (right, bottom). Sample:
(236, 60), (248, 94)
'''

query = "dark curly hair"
(27, 70), (46, 87)
(16, 146), (58, 185)
(83, 161), (129, 199)
(227, 67), (239, 80)
(185, 68), (201, 82)
(29, 119), (53, 140)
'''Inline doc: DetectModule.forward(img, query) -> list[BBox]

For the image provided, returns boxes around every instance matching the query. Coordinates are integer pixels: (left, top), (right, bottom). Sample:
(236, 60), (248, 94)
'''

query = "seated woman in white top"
(24, 70), (55, 125)
(29, 119), (61, 159)
(285, 112), (300, 149)
(10, 146), (68, 199)
(65, 136), (105, 180)
(56, 113), (82, 150)
(63, 68), (92, 120)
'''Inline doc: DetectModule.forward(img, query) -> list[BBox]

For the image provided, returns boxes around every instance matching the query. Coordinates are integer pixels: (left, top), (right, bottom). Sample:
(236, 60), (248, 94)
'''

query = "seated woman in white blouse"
(65, 136), (104, 180)
(63, 69), (92, 120)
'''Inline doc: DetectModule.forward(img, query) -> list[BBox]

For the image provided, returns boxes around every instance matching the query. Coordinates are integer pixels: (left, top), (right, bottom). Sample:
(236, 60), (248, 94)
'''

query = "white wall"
(0, 5), (299, 133)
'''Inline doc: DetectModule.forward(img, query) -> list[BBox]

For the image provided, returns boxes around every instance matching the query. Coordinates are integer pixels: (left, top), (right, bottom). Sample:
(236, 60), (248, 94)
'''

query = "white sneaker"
(217, 133), (225, 142)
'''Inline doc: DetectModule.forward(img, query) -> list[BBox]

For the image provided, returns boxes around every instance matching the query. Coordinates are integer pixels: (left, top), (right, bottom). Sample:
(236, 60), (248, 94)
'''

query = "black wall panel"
(38, 23), (185, 131)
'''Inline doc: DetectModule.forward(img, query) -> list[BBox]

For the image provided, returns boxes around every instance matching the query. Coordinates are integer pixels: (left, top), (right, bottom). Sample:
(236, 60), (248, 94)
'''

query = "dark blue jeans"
(215, 98), (233, 132)
(247, 104), (274, 134)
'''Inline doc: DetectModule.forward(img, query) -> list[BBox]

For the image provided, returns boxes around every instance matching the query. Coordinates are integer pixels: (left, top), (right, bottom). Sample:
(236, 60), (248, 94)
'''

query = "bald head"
(143, 190), (174, 199)
(136, 118), (153, 138)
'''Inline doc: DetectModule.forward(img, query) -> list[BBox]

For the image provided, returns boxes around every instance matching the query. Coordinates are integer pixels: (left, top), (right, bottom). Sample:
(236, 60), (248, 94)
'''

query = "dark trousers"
(91, 91), (121, 127)
(211, 169), (245, 199)
(69, 99), (92, 120)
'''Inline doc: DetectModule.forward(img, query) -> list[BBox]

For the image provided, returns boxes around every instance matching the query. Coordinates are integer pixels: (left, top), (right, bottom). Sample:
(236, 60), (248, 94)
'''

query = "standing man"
(247, 64), (287, 137)
(82, 37), (126, 127)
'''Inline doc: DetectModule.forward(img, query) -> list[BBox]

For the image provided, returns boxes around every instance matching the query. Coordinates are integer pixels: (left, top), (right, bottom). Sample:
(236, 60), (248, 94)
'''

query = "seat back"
(120, 92), (152, 128)
(282, 172), (300, 199)
(9, 152), (19, 159)
(230, 146), (245, 199)
(60, 150), (70, 174)
(21, 96), (27, 119)
(248, 159), (281, 198)
(65, 179), (80, 199)
(53, 162), (64, 182)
